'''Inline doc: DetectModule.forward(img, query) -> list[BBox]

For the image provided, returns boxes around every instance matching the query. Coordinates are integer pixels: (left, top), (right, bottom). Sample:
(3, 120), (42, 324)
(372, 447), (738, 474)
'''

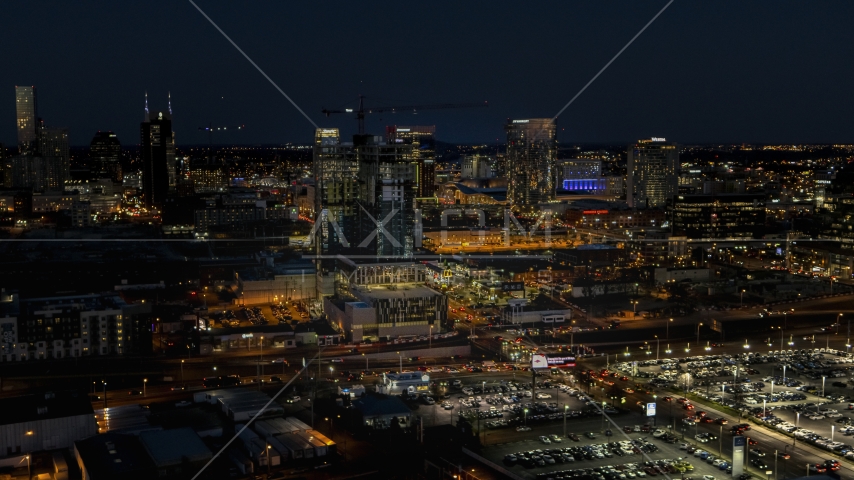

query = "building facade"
(506, 118), (557, 213)
(627, 138), (679, 208)
(461, 154), (497, 179)
(0, 294), (150, 361)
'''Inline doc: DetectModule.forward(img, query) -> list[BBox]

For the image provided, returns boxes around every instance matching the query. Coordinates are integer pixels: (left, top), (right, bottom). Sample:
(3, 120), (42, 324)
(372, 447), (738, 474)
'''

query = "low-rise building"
(139, 428), (213, 478)
(1, 391), (96, 455)
(352, 394), (413, 430)
(653, 267), (711, 285)
(323, 258), (447, 342)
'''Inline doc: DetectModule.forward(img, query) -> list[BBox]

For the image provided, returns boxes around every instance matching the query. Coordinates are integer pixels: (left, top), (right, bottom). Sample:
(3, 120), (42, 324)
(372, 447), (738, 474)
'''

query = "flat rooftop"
(0, 390), (94, 426)
(354, 284), (442, 300)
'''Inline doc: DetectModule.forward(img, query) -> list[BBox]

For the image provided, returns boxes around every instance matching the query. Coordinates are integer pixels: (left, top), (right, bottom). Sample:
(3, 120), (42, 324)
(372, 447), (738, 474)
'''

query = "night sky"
(2, 1), (853, 147)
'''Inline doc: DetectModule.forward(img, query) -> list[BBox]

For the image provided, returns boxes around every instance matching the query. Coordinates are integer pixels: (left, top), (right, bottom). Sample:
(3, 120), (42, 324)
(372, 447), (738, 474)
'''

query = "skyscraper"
(386, 125), (436, 197)
(313, 129), (416, 259)
(506, 118), (557, 213)
(15, 86), (38, 154)
(141, 98), (176, 210)
(627, 138), (679, 208)
(37, 124), (70, 189)
(90, 131), (123, 183)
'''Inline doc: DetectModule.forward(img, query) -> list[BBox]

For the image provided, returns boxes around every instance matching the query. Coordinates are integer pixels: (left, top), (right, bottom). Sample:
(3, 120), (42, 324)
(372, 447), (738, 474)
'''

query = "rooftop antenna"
(144, 91), (149, 120)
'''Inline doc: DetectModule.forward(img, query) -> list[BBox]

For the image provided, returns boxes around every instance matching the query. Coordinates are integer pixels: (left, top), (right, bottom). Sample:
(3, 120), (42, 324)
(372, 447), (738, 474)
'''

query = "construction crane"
(322, 95), (488, 135)
(197, 123), (245, 163)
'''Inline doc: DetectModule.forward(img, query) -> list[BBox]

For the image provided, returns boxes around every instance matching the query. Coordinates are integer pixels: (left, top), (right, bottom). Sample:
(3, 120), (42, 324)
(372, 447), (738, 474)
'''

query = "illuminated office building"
(505, 118), (557, 212)
(671, 193), (766, 239)
(15, 86), (38, 154)
(627, 138), (679, 208)
(386, 125), (436, 197)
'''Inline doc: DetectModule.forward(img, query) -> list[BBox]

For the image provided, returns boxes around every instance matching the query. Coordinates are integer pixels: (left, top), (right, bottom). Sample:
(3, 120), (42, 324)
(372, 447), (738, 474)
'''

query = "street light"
(181, 359), (185, 385)
(743, 339), (750, 350)
(143, 378), (147, 397)
(696, 322), (703, 344)
(822, 376), (826, 397)
(654, 335), (660, 361)
(665, 344), (672, 354)
(667, 318), (673, 339)
(563, 405), (569, 437)
(740, 289), (745, 307)
(685, 343), (690, 353)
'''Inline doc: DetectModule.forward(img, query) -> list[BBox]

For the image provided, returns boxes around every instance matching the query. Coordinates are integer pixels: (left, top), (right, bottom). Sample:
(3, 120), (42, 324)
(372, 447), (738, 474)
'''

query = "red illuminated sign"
(582, 210), (609, 215)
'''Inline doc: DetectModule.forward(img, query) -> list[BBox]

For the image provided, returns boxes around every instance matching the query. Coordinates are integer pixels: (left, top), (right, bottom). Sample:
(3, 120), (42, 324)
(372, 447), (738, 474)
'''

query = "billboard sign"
(502, 282), (524, 292)
(732, 436), (746, 477)
(646, 402), (656, 417)
(543, 355), (576, 367)
(532, 355), (548, 369)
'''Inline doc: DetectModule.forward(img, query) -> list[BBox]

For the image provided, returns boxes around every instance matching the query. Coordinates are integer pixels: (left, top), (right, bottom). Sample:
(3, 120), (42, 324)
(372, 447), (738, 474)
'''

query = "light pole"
(143, 378), (147, 397)
(667, 318), (673, 339)
(430, 324), (433, 349)
(822, 376), (826, 397)
(655, 335), (660, 361)
(181, 359), (185, 385)
(260, 336), (264, 386)
(740, 289), (745, 307)
(795, 412), (800, 447)
(696, 323), (703, 344)
(524, 408), (528, 426)
(362, 353), (368, 373)
(564, 405), (568, 437)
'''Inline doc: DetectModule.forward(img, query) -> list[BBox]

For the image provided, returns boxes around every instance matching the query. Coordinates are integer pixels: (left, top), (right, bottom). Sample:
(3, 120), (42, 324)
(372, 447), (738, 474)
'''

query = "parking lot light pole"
(822, 376), (826, 397)
(655, 335), (660, 361)
(794, 412), (799, 448)
(774, 449), (777, 480)
(564, 405), (568, 437)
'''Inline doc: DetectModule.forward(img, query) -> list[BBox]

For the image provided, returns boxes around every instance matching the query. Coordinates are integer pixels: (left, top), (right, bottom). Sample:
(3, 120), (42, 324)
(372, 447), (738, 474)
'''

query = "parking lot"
(205, 302), (311, 329)
(608, 345), (854, 474)
(481, 413), (731, 480)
